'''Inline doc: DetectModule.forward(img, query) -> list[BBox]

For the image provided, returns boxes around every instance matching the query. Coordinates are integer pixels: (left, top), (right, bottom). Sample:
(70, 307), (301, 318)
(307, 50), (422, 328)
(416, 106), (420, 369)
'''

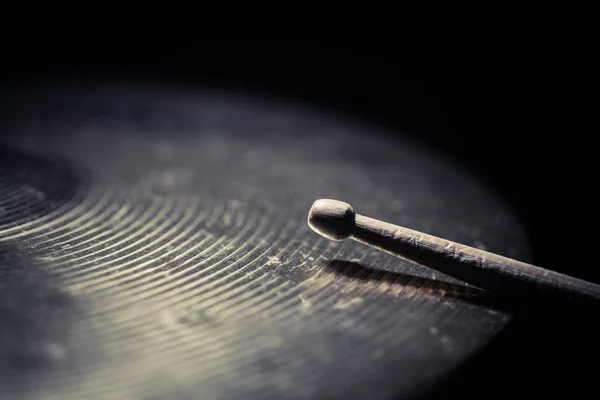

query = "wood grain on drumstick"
(307, 199), (600, 304)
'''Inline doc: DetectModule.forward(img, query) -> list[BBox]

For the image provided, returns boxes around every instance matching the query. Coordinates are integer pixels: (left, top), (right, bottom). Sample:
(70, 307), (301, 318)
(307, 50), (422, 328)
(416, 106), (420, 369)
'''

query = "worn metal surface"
(0, 83), (531, 399)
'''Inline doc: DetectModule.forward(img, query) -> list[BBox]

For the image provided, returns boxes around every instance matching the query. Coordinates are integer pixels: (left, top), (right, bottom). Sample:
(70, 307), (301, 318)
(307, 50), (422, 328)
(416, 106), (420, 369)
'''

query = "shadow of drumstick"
(326, 259), (512, 313)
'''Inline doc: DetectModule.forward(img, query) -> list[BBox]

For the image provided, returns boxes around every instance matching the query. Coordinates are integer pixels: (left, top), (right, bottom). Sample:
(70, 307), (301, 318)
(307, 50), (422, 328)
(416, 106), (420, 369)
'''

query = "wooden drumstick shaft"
(308, 199), (600, 304)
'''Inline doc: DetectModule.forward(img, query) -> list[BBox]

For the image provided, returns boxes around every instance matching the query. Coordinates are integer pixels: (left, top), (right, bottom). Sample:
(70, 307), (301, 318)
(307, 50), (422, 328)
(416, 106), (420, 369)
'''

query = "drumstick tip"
(308, 199), (356, 241)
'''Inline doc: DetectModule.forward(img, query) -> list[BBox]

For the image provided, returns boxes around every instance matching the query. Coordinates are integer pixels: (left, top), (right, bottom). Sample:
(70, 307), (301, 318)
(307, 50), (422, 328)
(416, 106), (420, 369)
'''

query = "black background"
(0, 40), (594, 398)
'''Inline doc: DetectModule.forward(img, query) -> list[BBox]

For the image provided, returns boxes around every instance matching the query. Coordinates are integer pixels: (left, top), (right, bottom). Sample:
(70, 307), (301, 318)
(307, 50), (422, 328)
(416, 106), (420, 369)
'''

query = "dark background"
(0, 40), (593, 398)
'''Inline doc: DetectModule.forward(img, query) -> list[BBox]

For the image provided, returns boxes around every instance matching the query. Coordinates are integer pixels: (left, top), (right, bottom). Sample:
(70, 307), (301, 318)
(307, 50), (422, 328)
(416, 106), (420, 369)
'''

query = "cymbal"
(0, 82), (531, 399)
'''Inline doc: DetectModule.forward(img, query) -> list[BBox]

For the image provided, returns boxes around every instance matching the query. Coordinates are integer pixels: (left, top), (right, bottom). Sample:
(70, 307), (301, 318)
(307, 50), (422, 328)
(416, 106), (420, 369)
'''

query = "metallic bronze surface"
(0, 83), (531, 399)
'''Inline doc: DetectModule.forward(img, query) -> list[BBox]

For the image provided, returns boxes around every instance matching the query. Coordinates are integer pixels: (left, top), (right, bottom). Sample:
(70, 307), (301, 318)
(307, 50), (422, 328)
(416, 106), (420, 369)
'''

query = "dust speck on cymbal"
(267, 256), (281, 266)
(333, 297), (363, 310)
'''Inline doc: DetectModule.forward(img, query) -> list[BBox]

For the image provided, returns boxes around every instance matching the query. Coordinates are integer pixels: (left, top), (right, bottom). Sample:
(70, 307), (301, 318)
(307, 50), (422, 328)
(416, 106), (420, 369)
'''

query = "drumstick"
(307, 199), (600, 304)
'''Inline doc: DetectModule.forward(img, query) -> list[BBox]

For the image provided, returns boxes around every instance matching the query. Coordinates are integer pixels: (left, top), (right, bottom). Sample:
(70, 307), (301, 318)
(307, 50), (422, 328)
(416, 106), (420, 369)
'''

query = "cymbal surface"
(0, 83), (531, 399)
